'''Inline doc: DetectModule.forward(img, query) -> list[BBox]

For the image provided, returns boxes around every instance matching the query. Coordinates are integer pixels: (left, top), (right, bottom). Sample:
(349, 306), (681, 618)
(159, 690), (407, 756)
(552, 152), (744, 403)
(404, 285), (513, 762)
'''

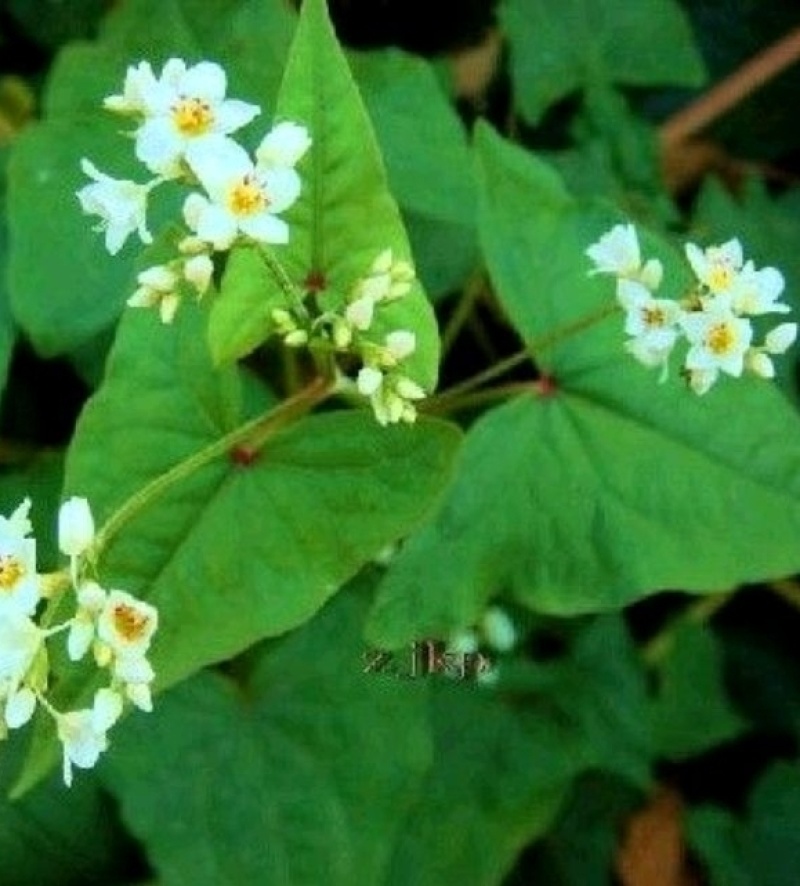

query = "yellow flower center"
(707, 322), (735, 355)
(227, 176), (267, 217)
(172, 97), (215, 136)
(112, 603), (150, 643)
(0, 554), (24, 591)
(706, 262), (735, 293)
(642, 306), (665, 328)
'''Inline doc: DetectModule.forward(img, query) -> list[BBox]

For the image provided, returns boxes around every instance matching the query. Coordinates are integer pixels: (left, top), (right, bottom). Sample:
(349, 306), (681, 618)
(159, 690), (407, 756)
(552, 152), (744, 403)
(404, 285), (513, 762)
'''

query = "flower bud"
(58, 497), (95, 558)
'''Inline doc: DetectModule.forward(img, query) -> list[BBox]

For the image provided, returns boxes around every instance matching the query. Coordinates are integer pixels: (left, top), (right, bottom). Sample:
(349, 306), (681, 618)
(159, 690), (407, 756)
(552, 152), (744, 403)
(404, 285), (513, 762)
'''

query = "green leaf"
(387, 685), (574, 886)
(103, 585), (431, 886)
(15, 303), (458, 792)
(389, 617), (651, 884)
(271, 0), (440, 392)
(350, 48), (475, 224)
(502, 0), (706, 124)
(367, 125), (800, 644)
(687, 806), (753, 886)
(0, 148), (18, 396)
(207, 246), (285, 366)
(0, 731), (130, 886)
(7, 119), (140, 355)
(651, 624), (746, 760)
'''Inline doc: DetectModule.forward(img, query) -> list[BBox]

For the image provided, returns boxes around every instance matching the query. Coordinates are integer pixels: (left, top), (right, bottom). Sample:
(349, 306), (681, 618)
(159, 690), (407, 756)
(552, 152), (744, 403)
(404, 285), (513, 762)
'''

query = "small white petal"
(345, 296), (375, 331)
(765, 322), (798, 354)
(746, 351), (775, 379)
(5, 687), (36, 729)
(183, 254), (214, 295)
(256, 121), (312, 169)
(357, 366), (384, 397)
(58, 497), (95, 558)
(385, 330), (416, 362)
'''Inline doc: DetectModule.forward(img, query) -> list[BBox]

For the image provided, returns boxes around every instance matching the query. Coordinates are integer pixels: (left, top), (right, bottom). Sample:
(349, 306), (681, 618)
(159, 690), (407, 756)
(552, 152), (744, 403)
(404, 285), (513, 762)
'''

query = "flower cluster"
(78, 59), (430, 426)
(77, 58), (311, 323)
(586, 224), (797, 393)
(0, 497), (158, 787)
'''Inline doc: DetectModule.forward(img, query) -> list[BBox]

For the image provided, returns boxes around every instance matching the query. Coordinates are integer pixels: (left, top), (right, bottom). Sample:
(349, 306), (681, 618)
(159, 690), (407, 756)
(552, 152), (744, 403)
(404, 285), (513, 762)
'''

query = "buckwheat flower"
(0, 615), (42, 681)
(256, 121), (312, 170)
(685, 238), (743, 295)
(97, 590), (158, 660)
(67, 581), (107, 662)
(345, 295), (375, 332)
(586, 224), (663, 289)
(746, 322), (799, 379)
(765, 322), (798, 354)
(617, 279), (682, 378)
(681, 300), (753, 382)
(183, 254), (214, 296)
(183, 136), (301, 250)
(685, 368), (718, 396)
(58, 497), (95, 560)
(113, 653), (155, 713)
(383, 330), (416, 365)
(77, 160), (156, 255)
(357, 368), (425, 425)
(56, 688), (123, 787)
(103, 61), (163, 116)
(0, 501), (39, 619)
(127, 264), (181, 324)
(4, 686), (36, 729)
(132, 59), (260, 178)
(730, 262), (790, 316)
(354, 249), (416, 303)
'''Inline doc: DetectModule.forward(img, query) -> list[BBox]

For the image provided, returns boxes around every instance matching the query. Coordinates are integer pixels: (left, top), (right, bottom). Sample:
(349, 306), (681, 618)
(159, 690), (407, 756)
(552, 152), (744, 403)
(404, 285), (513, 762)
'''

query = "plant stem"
(91, 376), (334, 560)
(641, 591), (733, 666)
(441, 272), (486, 357)
(428, 300), (619, 412)
(257, 246), (308, 316)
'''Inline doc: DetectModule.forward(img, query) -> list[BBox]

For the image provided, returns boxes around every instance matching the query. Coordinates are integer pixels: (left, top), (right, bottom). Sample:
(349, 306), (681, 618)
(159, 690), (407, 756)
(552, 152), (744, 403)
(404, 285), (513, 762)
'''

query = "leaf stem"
(257, 246), (308, 316)
(428, 300), (619, 412)
(91, 376), (334, 560)
(441, 272), (487, 357)
(641, 591), (733, 666)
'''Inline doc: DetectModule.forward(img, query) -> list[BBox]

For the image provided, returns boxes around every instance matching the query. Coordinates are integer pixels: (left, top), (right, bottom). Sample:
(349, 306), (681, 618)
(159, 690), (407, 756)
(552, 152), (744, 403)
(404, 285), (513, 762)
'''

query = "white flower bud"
(58, 497), (95, 558)
(357, 366), (383, 397)
(183, 254), (214, 295)
(765, 322), (798, 354)
(385, 330), (416, 362)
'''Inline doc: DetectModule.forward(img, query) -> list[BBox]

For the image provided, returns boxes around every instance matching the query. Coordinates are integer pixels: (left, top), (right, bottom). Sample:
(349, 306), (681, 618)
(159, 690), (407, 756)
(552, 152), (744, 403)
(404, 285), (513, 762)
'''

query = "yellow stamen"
(707, 322), (735, 355)
(112, 604), (150, 643)
(0, 554), (24, 591)
(172, 97), (214, 136)
(642, 306), (665, 328)
(227, 176), (267, 216)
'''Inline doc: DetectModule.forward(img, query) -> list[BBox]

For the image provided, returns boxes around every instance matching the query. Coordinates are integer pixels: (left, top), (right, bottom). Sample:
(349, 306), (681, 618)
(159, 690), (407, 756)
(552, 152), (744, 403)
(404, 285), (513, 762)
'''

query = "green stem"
(441, 273), (486, 357)
(424, 381), (538, 416)
(428, 300), (620, 413)
(90, 377), (334, 560)
(257, 246), (308, 316)
(641, 591), (733, 666)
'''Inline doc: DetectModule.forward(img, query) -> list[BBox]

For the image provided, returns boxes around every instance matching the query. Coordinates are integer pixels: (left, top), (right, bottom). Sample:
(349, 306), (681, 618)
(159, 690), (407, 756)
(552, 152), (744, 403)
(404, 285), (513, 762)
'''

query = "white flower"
(67, 581), (107, 662)
(357, 368), (425, 426)
(127, 264), (181, 324)
(97, 590), (158, 660)
(0, 500), (39, 618)
(745, 322), (799, 380)
(132, 59), (260, 177)
(586, 224), (663, 289)
(384, 330), (416, 364)
(480, 607), (517, 653)
(256, 121), (312, 169)
(56, 688), (123, 787)
(686, 368), (718, 396)
(729, 262), (789, 316)
(4, 686), (36, 729)
(345, 295), (375, 332)
(113, 654), (155, 713)
(183, 254), (214, 296)
(103, 61), (163, 116)
(58, 497), (95, 559)
(617, 279), (682, 378)
(0, 615), (43, 687)
(77, 160), (156, 255)
(183, 136), (301, 250)
(681, 301), (754, 380)
(765, 322), (798, 354)
(685, 238), (743, 295)
(353, 249), (416, 304)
